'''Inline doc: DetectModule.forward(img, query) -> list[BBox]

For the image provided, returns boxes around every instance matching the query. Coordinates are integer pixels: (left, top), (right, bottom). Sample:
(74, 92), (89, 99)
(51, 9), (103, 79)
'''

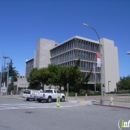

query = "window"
(57, 90), (61, 93)
(45, 90), (53, 93)
(24, 90), (30, 94)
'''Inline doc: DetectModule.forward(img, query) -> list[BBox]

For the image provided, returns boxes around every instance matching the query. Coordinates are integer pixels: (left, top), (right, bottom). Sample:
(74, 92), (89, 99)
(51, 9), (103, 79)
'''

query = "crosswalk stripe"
(0, 102), (86, 111)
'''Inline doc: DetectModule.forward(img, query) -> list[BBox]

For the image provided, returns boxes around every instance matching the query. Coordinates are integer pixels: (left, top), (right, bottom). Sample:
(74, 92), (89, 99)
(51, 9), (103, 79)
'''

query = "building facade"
(50, 36), (101, 84)
(14, 74), (29, 89)
(25, 36), (119, 92)
(26, 58), (34, 78)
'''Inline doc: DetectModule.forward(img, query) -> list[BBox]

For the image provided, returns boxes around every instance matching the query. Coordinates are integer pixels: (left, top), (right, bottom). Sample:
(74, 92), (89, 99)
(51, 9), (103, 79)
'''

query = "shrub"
(87, 90), (100, 96)
(69, 92), (75, 96)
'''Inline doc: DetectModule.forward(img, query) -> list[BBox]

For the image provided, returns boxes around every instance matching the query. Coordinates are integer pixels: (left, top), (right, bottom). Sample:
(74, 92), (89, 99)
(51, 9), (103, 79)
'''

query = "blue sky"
(0, 0), (130, 77)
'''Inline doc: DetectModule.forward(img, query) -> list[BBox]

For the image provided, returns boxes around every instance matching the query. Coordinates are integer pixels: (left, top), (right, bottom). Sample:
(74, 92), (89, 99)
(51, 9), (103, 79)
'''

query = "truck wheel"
(34, 97), (37, 101)
(26, 98), (29, 101)
(38, 99), (41, 102)
(61, 96), (65, 102)
(47, 97), (52, 103)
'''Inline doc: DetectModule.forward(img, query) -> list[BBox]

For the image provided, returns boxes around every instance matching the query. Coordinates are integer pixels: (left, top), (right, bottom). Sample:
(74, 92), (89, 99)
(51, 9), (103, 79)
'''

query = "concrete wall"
(34, 51), (36, 68)
(25, 58), (34, 78)
(17, 78), (29, 89)
(101, 38), (119, 92)
(34, 38), (56, 69)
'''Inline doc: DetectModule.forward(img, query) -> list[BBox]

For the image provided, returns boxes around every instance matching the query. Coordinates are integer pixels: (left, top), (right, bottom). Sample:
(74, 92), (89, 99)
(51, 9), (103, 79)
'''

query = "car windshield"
(44, 90), (53, 93)
(57, 90), (61, 93)
(24, 90), (31, 94)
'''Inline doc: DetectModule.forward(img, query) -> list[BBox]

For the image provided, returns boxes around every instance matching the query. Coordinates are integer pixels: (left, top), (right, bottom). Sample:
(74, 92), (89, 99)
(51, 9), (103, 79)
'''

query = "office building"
(25, 36), (119, 92)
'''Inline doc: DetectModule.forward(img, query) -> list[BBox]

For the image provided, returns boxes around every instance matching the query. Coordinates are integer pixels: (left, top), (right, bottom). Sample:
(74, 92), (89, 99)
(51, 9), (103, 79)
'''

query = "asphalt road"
(0, 98), (130, 130)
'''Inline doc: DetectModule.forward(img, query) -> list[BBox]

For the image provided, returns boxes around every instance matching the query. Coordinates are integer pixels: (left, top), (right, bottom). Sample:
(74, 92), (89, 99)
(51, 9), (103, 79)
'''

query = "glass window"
(24, 90), (30, 94)
(45, 90), (53, 93)
(57, 90), (61, 93)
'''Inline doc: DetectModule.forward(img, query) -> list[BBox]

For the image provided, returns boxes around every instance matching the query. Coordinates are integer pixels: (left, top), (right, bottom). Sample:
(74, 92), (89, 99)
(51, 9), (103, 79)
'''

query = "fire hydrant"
(110, 97), (114, 105)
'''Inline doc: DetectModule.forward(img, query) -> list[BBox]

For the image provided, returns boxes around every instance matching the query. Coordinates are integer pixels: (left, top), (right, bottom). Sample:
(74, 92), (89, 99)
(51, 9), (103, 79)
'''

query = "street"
(0, 97), (130, 130)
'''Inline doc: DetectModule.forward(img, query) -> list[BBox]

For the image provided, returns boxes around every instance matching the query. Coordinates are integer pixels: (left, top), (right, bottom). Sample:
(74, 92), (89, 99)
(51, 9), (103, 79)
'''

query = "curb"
(0, 96), (23, 100)
(93, 103), (130, 109)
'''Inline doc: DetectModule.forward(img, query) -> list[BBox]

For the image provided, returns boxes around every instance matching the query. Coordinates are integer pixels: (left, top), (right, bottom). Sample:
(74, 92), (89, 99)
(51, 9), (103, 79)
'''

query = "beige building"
(25, 36), (119, 92)
(14, 74), (29, 89)
(101, 38), (119, 92)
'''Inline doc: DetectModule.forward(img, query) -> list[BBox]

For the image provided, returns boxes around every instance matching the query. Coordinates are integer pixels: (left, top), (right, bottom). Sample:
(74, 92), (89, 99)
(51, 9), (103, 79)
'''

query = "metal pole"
(3, 56), (11, 95)
(0, 56), (3, 95)
(6, 62), (9, 95)
(6, 58), (11, 95)
(95, 59), (96, 91)
(108, 81), (111, 95)
(83, 23), (104, 104)
(108, 81), (109, 95)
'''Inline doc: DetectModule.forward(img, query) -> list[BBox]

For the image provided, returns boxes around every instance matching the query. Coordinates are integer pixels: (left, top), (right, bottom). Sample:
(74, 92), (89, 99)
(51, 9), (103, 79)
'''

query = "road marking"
(0, 103), (86, 111)
(79, 101), (87, 105)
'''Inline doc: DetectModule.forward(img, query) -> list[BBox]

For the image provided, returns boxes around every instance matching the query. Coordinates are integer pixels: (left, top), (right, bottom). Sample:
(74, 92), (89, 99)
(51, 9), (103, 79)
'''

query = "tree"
(117, 75), (130, 90)
(47, 64), (68, 91)
(2, 60), (18, 87)
(37, 68), (50, 90)
(27, 68), (40, 89)
(27, 59), (92, 92)
(9, 60), (19, 82)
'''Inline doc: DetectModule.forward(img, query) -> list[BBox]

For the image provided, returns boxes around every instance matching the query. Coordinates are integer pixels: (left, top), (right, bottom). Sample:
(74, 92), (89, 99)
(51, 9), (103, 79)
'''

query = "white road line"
(0, 103), (86, 111)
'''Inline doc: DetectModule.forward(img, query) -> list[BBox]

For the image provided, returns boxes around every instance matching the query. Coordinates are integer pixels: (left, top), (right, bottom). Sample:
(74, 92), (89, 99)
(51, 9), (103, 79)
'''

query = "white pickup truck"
(22, 89), (43, 101)
(36, 89), (65, 103)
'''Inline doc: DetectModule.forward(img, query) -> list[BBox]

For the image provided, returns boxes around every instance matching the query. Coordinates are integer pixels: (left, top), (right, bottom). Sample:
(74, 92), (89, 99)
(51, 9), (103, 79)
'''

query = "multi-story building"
(25, 38), (57, 77)
(25, 36), (119, 92)
(14, 74), (29, 89)
(26, 58), (34, 78)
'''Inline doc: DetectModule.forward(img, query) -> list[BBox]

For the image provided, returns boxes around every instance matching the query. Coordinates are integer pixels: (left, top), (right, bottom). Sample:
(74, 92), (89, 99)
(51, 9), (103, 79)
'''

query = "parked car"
(36, 89), (65, 103)
(22, 89), (43, 101)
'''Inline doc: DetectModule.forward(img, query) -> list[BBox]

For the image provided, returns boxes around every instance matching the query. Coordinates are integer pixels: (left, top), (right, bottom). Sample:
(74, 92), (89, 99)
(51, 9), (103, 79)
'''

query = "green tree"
(27, 59), (92, 92)
(9, 60), (19, 81)
(2, 60), (18, 83)
(27, 68), (40, 89)
(61, 59), (92, 93)
(37, 68), (50, 90)
(47, 64), (60, 86)
(117, 75), (130, 90)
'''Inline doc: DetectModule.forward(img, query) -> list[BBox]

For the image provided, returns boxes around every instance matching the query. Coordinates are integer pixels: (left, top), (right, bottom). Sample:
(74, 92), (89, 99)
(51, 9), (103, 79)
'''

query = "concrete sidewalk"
(92, 100), (130, 109)
(0, 94), (23, 99)
(66, 96), (130, 109)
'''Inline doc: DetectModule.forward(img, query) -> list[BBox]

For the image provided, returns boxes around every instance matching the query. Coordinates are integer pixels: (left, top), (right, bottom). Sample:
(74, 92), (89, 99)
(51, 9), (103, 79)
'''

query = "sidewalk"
(0, 94), (23, 99)
(66, 95), (130, 109)
(92, 100), (130, 109)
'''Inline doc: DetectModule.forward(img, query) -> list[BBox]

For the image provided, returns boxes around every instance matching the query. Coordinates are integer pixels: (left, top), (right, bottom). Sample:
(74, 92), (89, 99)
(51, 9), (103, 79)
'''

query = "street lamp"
(0, 57), (3, 95)
(108, 81), (111, 95)
(3, 56), (11, 95)
(83, 23), (104, 104)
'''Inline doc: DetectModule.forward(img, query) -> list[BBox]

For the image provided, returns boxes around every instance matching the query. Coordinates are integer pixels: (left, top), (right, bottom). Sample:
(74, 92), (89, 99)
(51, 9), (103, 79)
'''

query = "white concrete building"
(34, 38), (57, 68)
(25, 36), (119, 92)
(101, 38), (119, 92)
(14, 74), (29, 89)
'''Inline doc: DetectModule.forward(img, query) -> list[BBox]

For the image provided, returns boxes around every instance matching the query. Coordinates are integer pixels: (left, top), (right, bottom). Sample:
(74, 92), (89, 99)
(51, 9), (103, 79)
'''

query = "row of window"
(57, 61), (101, 73)
(51, 50), (97, 64)
(50, 39), (99, 57)
(82, 72), (101, 83)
